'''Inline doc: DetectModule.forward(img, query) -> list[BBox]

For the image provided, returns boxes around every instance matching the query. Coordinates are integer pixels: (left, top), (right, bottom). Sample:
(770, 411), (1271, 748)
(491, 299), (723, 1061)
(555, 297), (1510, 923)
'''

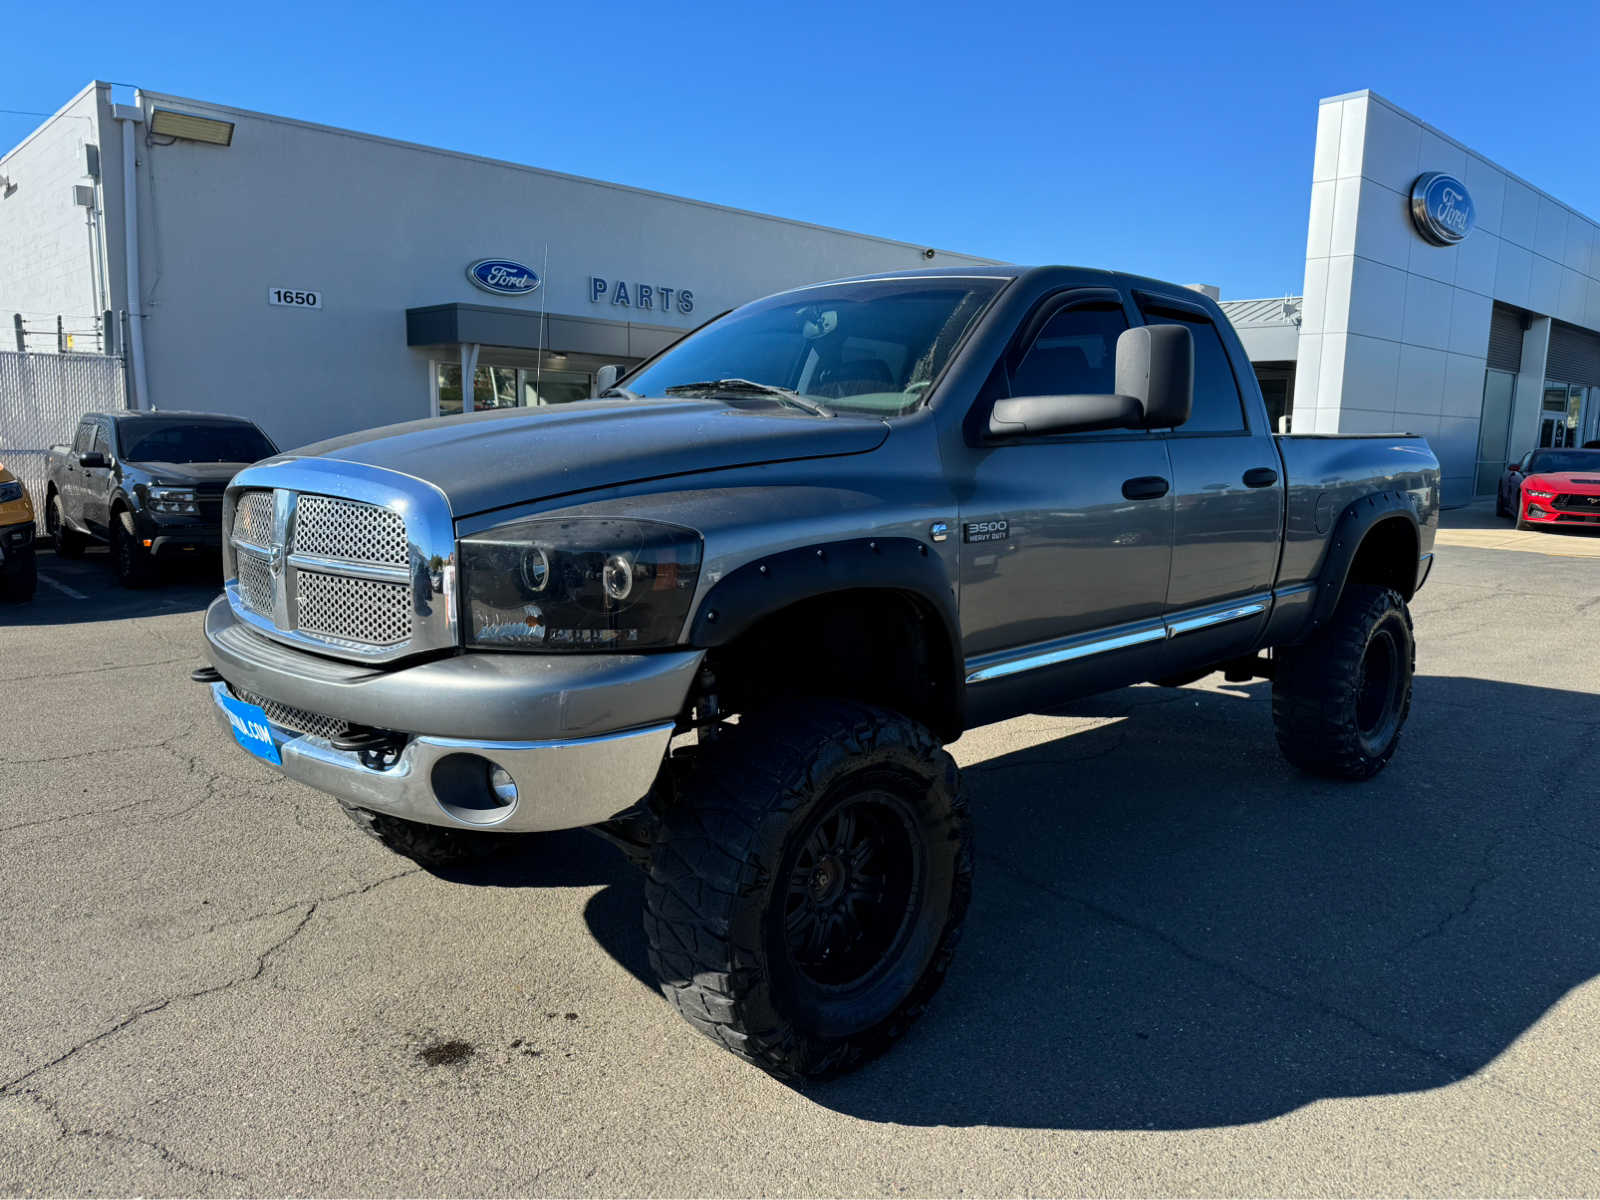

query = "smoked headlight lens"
(0, 480), (22, 504)
(460, 517), (702, 651)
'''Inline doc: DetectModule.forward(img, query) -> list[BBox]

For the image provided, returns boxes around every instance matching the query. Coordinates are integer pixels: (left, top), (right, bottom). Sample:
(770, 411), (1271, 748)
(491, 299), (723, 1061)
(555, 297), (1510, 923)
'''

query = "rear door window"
(1136, 303), (1247, 434)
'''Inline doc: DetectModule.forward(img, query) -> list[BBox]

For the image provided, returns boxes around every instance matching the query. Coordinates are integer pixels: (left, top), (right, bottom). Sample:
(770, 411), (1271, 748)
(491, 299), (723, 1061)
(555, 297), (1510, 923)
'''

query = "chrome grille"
(293, 494), (407, 565)
(295, 571), (413, 645)
(234, 490), (275, 545)
(231, 686), (350, 741)
(223, 463), (452, 664)
(236, 549), (274, 616)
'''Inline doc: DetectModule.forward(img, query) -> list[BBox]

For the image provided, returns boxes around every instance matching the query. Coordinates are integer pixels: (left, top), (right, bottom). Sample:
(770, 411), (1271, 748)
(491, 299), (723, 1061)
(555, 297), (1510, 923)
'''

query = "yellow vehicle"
(0, 461), (37, 602)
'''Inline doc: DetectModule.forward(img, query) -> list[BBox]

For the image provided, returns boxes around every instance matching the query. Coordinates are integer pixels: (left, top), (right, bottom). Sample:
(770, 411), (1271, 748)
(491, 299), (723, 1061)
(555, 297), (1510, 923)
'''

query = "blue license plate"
(219, 692), (282, 766)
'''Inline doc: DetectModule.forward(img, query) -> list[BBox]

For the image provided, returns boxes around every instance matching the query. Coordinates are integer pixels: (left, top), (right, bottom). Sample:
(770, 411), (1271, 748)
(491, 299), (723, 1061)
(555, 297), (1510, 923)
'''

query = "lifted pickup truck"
(46, 411), (277, 586)
(200, 266), (1439, 1079)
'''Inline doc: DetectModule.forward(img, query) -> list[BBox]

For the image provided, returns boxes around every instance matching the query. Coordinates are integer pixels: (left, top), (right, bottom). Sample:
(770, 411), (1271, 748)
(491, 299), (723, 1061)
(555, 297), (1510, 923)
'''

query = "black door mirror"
(987, 325), (1193, 439)
(78, 451), (108, 469)
(1114, 324), (1192, 428)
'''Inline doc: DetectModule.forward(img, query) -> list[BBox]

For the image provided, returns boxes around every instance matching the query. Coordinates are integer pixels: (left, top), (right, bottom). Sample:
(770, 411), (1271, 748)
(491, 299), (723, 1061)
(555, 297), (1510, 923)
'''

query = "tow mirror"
(1114, 324), (1192, 429)
(594, 364), (623, 396)
(78, 451), (108, 469)
(987, 325), (1194, 439)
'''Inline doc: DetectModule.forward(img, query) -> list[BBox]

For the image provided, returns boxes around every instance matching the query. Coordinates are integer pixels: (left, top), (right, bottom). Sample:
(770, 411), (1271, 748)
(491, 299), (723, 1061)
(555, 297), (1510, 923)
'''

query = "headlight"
(459, 517), (702, 651)
(0, 480), (21, 504)
(1526, 488), (1555, 499)
(149, 486), (198, 514)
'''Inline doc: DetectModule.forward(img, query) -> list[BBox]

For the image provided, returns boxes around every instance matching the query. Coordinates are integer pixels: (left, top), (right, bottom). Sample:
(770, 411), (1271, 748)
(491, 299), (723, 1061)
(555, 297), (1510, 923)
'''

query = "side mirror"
(78, 451), (108, 469)
(593, 364), (623, 396)
(1114, 324), (1192, 429)
(987, 325), (1194, 439)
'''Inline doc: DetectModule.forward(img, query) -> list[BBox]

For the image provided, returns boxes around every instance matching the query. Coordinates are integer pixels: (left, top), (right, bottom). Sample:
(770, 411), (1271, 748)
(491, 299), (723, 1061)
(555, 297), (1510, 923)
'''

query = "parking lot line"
(37, 573), (89, 600)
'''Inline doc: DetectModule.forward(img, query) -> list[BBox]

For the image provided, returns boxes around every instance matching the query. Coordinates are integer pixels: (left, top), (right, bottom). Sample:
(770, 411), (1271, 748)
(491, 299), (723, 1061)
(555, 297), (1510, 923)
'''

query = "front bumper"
(1521, 495), (1600, 528)
(202, 596), (702, 832)
(208, 683), (674, 832)
(136, 510), (221, 556)
(0, 520), (34, 568)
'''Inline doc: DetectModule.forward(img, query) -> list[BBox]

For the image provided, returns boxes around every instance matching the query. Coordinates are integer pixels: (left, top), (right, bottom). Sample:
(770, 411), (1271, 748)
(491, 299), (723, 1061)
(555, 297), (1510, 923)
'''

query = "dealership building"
(4, 83), (1600, 506)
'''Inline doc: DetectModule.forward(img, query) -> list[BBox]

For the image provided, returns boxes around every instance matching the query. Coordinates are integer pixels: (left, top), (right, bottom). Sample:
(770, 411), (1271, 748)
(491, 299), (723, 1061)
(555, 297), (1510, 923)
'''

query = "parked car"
(198, 266), (1439, 1079)
(0, 460), (36, 602)
(1513, 457), (1600, 531)
(1497, 447), (1600, 517)
(45, 411), (277, 587)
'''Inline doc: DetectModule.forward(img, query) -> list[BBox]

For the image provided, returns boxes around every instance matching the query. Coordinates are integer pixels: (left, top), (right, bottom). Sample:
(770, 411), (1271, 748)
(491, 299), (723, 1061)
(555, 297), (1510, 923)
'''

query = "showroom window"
(434, 363), (593, 416)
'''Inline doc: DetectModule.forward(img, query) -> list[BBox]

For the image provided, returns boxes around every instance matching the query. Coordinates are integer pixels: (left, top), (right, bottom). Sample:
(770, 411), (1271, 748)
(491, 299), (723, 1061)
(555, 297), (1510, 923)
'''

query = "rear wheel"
(1272, 584), (1414, 780)
(645, 700), (972, 1080)
(47, 493), (85, 558)
(112, 510), (154, 588)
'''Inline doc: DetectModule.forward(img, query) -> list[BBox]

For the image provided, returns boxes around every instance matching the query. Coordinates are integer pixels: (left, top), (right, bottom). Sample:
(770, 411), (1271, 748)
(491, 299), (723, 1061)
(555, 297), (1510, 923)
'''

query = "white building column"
(1507, 317), (1550, 461)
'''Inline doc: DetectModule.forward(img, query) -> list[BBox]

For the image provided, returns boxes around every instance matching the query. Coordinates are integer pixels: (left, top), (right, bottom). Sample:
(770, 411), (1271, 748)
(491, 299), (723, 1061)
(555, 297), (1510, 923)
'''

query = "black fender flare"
(1307, 490), (1421, 631)
(686, 537), (964, 732)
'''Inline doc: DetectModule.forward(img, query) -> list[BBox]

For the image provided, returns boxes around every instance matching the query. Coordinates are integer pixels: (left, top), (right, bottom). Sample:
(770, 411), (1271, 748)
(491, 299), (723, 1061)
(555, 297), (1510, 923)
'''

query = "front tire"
(47, 494), (85, 558)
(1272, 584), (1414, 780)
(0, 550), (35, 602)
(644, 700), (972, 1080)
(112, 510), (154, 588)
(341, 806), (516, 869)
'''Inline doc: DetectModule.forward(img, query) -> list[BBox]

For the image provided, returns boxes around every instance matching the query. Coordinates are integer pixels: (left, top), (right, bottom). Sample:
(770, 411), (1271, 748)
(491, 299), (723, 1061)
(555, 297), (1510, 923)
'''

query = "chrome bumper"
(209, 682), (673, 832)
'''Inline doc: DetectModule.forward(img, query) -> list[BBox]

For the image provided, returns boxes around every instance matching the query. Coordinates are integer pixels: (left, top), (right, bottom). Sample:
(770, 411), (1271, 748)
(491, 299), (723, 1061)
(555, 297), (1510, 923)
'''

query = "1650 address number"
(267, 288), (321, 309)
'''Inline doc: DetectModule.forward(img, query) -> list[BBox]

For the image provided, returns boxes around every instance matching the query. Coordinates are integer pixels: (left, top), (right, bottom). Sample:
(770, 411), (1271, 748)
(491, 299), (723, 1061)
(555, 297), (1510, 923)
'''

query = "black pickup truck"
(44, 411), (277, 586)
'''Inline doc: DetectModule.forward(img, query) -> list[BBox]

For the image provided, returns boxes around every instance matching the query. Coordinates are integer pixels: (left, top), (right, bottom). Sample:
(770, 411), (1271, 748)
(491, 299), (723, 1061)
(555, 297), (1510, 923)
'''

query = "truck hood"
(292, 398), (891, 516)
(135, 461), (256, 486)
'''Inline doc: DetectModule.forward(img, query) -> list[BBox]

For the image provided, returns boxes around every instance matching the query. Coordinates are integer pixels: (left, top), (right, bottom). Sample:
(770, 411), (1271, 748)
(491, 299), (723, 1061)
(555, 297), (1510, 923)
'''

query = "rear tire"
(341, 806), (516, 869)
(644, 700), (972, 1080)
(1272, 584), (1414, 781)
(47, 494), (85, 558)
(112, 510), (154, 588)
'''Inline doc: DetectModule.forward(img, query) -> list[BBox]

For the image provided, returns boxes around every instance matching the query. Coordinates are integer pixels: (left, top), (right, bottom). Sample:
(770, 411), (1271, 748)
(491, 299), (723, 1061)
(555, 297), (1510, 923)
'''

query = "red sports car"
(1517, 455), (1600, 531)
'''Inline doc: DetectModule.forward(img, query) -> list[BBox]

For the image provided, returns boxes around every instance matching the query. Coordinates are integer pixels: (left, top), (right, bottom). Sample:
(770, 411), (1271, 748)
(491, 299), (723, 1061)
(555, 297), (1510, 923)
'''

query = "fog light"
(489, 766), (518, 805)
(1529, 505), (1548, 517)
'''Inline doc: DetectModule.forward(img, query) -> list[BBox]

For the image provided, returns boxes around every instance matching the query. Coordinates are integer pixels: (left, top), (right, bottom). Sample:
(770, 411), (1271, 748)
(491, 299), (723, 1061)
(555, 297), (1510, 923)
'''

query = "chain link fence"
(0, 351), (127, 503)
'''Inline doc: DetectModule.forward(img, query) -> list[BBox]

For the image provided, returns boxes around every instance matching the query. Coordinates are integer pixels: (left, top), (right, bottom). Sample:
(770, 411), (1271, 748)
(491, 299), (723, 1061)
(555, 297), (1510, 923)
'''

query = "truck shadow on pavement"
(561, 673), (1600, 1130)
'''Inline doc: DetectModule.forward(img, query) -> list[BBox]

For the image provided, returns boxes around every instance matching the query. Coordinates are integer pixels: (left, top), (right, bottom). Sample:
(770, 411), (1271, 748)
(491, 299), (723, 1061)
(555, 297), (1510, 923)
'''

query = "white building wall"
(1292, 90), (1600, 506)
(0, 83), (115, 354)
(124, 90), (993, 450)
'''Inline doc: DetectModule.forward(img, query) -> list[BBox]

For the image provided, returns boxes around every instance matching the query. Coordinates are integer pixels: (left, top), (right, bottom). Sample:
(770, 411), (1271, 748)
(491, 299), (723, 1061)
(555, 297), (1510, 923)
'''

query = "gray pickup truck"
(200, 266), (1439, 1079)
(46, 411), (278, 586)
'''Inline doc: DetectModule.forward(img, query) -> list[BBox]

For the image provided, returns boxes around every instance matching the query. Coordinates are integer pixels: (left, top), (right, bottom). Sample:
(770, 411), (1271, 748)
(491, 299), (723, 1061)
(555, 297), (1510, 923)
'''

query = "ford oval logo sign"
(467, 258), (541, 296)
(1410, 173), (1474, 246)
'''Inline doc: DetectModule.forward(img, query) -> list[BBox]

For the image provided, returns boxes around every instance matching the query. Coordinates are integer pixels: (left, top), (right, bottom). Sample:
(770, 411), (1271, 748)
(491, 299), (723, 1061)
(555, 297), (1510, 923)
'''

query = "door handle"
(1121, 475), (1170, 501)
(1243, 467), (1279, 488)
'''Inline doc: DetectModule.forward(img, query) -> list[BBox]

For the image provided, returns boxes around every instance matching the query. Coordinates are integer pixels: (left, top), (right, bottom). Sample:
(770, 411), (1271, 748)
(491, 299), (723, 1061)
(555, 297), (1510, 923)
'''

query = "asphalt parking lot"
(3, 531), (1599, 1197)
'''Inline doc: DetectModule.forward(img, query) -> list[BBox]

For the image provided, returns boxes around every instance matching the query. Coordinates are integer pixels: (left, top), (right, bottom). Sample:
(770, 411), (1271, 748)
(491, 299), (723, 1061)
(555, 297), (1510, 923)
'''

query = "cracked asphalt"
(3, 534), (1599, 1197)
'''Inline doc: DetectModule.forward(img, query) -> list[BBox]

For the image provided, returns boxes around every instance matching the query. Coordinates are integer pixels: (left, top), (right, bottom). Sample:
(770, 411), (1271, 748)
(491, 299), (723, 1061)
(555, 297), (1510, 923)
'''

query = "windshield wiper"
(662, 378), (834, 417)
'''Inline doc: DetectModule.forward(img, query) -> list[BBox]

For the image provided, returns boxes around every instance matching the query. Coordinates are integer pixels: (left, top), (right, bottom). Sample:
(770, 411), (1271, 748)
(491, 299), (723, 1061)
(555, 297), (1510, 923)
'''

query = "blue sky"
(5, 0), (1597, 299)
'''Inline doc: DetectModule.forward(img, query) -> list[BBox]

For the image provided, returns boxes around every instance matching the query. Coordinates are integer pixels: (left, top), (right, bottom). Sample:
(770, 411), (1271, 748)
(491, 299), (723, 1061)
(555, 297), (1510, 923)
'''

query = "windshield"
(120, 421), (277, 464)
(1528, 449), (1600, 474)
(624, 277), (1006, 416)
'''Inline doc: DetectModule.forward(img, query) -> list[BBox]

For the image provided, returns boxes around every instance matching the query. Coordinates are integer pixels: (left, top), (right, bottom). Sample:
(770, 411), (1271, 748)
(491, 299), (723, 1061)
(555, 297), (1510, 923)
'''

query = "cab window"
(1010, 303), (1127, 398)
